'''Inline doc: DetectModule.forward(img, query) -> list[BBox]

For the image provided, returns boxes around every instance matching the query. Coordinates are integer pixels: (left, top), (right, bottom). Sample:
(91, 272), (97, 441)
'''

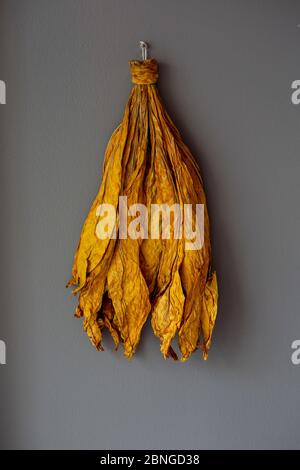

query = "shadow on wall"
(159, 61), (247, 366)
(100, 60), (247, 365)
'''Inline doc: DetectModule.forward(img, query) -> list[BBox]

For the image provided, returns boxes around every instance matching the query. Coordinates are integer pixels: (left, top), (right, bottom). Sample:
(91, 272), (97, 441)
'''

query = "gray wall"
(1, 0), (300, 450)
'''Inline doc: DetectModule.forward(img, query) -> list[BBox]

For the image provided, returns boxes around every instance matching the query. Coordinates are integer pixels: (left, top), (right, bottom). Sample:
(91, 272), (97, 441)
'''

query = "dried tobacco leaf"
(67, 56), (218, 361)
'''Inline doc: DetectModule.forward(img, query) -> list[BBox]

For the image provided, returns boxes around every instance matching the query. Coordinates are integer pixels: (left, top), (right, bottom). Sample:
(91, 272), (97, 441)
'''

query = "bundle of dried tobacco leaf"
(67, 50), (218, 361)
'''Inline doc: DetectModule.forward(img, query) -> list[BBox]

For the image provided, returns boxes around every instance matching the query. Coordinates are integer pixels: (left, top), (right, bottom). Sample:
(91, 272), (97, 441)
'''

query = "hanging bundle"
(67, 43), (218, 361)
